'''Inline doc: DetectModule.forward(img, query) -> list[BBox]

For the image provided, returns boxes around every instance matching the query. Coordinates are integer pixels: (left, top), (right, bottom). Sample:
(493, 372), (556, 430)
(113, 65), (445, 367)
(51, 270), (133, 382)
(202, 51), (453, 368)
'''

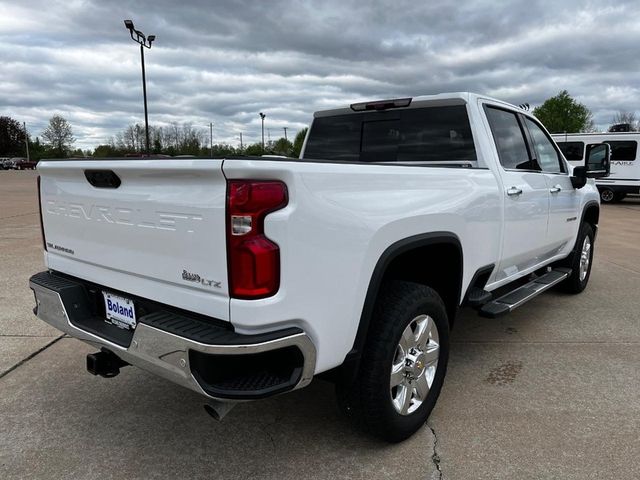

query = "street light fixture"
(259, 112), (266, 152)
(124, 19), (155, 155)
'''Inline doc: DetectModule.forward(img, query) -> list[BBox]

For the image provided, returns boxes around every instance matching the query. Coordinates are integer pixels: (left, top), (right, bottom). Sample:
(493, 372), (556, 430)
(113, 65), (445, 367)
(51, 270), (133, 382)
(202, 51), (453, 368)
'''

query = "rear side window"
(604, 141), (637, 161)
(303, 105), (476, 163)
(302, 115), (361, 161)
(397, 107), (476, 162)
(557, 141), (584, 161)
(485, 107), (533, 170)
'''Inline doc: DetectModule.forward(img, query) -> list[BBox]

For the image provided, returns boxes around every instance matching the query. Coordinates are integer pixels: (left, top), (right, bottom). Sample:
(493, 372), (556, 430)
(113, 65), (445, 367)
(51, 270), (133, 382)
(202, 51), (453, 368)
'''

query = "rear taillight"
(226, 180), (288, 299)
(37, 175), (47, 251)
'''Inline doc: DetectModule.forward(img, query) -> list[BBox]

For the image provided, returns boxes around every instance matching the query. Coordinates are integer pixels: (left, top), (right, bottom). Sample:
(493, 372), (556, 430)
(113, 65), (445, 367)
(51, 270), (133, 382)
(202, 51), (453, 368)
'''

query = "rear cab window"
(303, 105), (477, 165)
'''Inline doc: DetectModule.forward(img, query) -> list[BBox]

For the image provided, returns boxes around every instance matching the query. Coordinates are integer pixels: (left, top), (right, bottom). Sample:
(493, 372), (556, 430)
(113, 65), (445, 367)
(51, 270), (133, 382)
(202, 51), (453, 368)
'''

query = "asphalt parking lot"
(1, 170), (639, 480)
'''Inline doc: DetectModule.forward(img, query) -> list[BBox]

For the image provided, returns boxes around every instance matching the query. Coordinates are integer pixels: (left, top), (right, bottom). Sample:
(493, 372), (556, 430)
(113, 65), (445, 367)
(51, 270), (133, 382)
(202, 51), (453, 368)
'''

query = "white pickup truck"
(30, 92), (610, 442)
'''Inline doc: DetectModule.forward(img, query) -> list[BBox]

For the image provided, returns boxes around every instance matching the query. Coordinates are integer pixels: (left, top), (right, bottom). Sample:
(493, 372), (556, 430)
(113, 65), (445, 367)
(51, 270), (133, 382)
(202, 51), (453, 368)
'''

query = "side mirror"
(571, 143), (610, 189)
(585, 143), (610, 178)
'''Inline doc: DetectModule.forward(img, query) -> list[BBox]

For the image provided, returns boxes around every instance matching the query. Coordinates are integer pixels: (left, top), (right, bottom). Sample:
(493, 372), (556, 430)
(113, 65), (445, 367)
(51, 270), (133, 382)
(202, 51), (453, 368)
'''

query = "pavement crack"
(427, 422), (443, 479)
(0, 334), (64, 379)
(600, 258), (640, 275)
(258, 418), (278, 452)
(0, 211), (38, 220)
(0, 334), (62, 338)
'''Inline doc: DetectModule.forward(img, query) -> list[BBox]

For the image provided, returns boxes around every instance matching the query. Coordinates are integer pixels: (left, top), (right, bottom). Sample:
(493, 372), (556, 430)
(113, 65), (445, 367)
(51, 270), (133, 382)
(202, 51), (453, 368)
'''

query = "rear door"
(523, 117), (580, 254)
(484, 106), (550, 282)
(38, 159), (230, 320)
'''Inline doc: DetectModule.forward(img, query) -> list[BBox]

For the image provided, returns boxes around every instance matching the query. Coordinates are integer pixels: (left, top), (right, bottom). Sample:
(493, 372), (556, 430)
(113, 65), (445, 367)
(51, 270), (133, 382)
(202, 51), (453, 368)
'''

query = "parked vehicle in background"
(0, 158), (9, 169)
(2, 158), (17, 170)
(553, 132), (640, 203)
(15, 158), (38, 170)
(30, 92), (610, 442)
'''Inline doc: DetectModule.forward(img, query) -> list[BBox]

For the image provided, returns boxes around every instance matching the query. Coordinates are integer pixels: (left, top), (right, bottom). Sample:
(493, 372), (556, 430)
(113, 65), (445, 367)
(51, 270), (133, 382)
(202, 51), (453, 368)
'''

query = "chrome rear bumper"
(29, 271), (316, 401)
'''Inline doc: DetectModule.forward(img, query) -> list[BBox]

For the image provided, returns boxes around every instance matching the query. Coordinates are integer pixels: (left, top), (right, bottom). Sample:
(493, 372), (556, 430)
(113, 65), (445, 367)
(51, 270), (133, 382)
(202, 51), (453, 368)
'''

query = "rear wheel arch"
(335, 233), (462, 385)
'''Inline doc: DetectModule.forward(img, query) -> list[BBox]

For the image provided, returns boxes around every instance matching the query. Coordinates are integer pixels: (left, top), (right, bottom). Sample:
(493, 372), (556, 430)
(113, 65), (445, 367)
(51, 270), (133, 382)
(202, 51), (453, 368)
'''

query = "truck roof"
(313, 92), (525, 118)
(551, 132), (640, 138)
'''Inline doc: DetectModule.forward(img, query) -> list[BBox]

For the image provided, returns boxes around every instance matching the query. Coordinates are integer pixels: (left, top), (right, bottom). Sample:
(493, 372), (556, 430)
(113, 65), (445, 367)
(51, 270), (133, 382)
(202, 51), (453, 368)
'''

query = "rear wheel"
(336, 281), (449, 442)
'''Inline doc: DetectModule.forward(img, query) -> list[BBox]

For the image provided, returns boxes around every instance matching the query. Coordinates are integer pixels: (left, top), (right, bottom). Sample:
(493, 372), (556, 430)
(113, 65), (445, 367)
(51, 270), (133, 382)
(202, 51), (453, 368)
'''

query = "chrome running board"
(479, 268), (572, 318)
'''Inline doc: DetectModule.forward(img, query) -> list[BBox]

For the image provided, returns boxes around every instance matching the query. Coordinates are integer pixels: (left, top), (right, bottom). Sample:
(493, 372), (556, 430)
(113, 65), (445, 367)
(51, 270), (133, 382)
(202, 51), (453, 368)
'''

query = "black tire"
(558, 222), (595, 293)
(599, 188), (615, 203)
(336, 281), (450, 442)
(614, 193), (627, 202)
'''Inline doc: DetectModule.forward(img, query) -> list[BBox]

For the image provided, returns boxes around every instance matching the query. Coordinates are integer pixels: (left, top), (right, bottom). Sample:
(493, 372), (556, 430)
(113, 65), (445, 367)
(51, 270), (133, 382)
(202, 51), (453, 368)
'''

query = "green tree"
(272, 137), (293, 156)
(27, 137), (49, 161)
(244, 143), (264, 156)
(199, 143), (239, 157)
(93, 143), (124, 157)
(292, 127), (308, 157)
(41, 115), (75, 157)
(0, 116), (27, 157)
(532, 91), (594, 133)
(70, 148), (86, 157)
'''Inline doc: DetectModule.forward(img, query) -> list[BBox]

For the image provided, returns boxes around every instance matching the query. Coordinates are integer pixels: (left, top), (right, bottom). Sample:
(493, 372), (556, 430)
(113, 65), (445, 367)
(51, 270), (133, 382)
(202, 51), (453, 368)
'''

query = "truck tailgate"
(38, 159), (230, 321)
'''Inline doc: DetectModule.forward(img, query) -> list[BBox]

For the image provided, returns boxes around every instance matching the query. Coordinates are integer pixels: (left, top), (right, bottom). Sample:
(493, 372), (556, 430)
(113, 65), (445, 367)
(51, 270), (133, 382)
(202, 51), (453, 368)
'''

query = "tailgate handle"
(85, 170), (121, 189)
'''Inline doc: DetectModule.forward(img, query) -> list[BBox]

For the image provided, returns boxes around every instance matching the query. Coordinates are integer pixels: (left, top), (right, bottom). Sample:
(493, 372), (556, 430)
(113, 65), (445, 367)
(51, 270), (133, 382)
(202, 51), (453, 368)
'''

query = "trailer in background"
(553, 132), (640, 203)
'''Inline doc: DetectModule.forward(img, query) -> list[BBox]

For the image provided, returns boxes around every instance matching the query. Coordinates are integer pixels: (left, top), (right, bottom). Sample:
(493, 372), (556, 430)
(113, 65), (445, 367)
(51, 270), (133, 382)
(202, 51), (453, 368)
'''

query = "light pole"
(23, 122), (30, 161)
(259, 112), (266, 152)
(124, 19), (155, 155)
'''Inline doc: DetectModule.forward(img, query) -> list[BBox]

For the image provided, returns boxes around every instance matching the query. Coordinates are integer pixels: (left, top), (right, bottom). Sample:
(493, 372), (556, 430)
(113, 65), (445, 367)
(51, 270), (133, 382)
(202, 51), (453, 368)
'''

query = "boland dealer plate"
(102, 291), (137, 330)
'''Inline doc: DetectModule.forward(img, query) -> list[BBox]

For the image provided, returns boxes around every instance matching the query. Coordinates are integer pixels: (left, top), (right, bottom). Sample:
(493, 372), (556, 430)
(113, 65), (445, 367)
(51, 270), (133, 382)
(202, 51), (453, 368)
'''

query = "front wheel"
(336, 281), (449, 442)
(599, 188), (615, 203)
(559, 222), (595, 293)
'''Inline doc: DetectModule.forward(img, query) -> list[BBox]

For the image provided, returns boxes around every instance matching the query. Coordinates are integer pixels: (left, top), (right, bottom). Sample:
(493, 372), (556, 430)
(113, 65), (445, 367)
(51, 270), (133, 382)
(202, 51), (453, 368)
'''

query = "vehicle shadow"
(8, 339), (435, 480)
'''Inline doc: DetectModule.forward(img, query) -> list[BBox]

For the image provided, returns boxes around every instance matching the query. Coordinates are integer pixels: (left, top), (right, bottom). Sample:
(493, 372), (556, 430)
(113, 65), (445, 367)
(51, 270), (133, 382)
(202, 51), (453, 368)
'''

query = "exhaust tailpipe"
(204, 401), (236, 421)
(87, 350), (128, 378)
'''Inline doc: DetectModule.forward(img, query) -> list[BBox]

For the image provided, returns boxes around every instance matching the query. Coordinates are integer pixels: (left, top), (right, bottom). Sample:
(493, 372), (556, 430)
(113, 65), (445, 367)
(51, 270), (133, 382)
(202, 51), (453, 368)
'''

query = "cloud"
(1, 0), (639, 149)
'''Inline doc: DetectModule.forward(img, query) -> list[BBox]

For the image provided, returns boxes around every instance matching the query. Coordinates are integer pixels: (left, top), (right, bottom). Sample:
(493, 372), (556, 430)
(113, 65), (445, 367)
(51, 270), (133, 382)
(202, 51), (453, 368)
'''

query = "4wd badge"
(181, 269), (221, 289)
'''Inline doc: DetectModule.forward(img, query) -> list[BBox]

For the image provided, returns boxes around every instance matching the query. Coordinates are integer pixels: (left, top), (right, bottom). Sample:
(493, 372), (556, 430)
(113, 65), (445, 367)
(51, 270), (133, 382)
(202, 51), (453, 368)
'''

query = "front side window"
(485, 107), (533, 170)
(557, 141), (584, 161)
(604, 141), (637, 161)
(524, 118), (564, 173)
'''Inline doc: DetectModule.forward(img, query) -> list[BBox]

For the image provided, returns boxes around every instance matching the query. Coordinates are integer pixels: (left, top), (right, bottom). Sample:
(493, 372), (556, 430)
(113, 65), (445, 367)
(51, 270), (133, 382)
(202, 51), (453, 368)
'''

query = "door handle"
(550, 185), (562, 194)
(506, 186), (523, 196)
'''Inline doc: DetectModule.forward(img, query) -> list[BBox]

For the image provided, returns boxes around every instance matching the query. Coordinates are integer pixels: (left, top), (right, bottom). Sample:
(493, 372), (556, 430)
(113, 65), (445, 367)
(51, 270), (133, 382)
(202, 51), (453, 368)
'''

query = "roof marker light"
(350, 97), (412, 112)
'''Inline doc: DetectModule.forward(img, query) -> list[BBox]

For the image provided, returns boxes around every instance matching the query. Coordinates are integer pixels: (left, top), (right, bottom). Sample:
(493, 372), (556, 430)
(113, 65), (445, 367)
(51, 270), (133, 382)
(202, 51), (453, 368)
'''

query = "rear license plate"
(102, 291), (137, 330)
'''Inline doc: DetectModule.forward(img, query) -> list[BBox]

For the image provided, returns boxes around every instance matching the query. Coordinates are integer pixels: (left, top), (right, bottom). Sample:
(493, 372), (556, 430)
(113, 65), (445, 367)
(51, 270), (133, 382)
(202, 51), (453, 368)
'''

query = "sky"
(1, 0), (639, 150)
